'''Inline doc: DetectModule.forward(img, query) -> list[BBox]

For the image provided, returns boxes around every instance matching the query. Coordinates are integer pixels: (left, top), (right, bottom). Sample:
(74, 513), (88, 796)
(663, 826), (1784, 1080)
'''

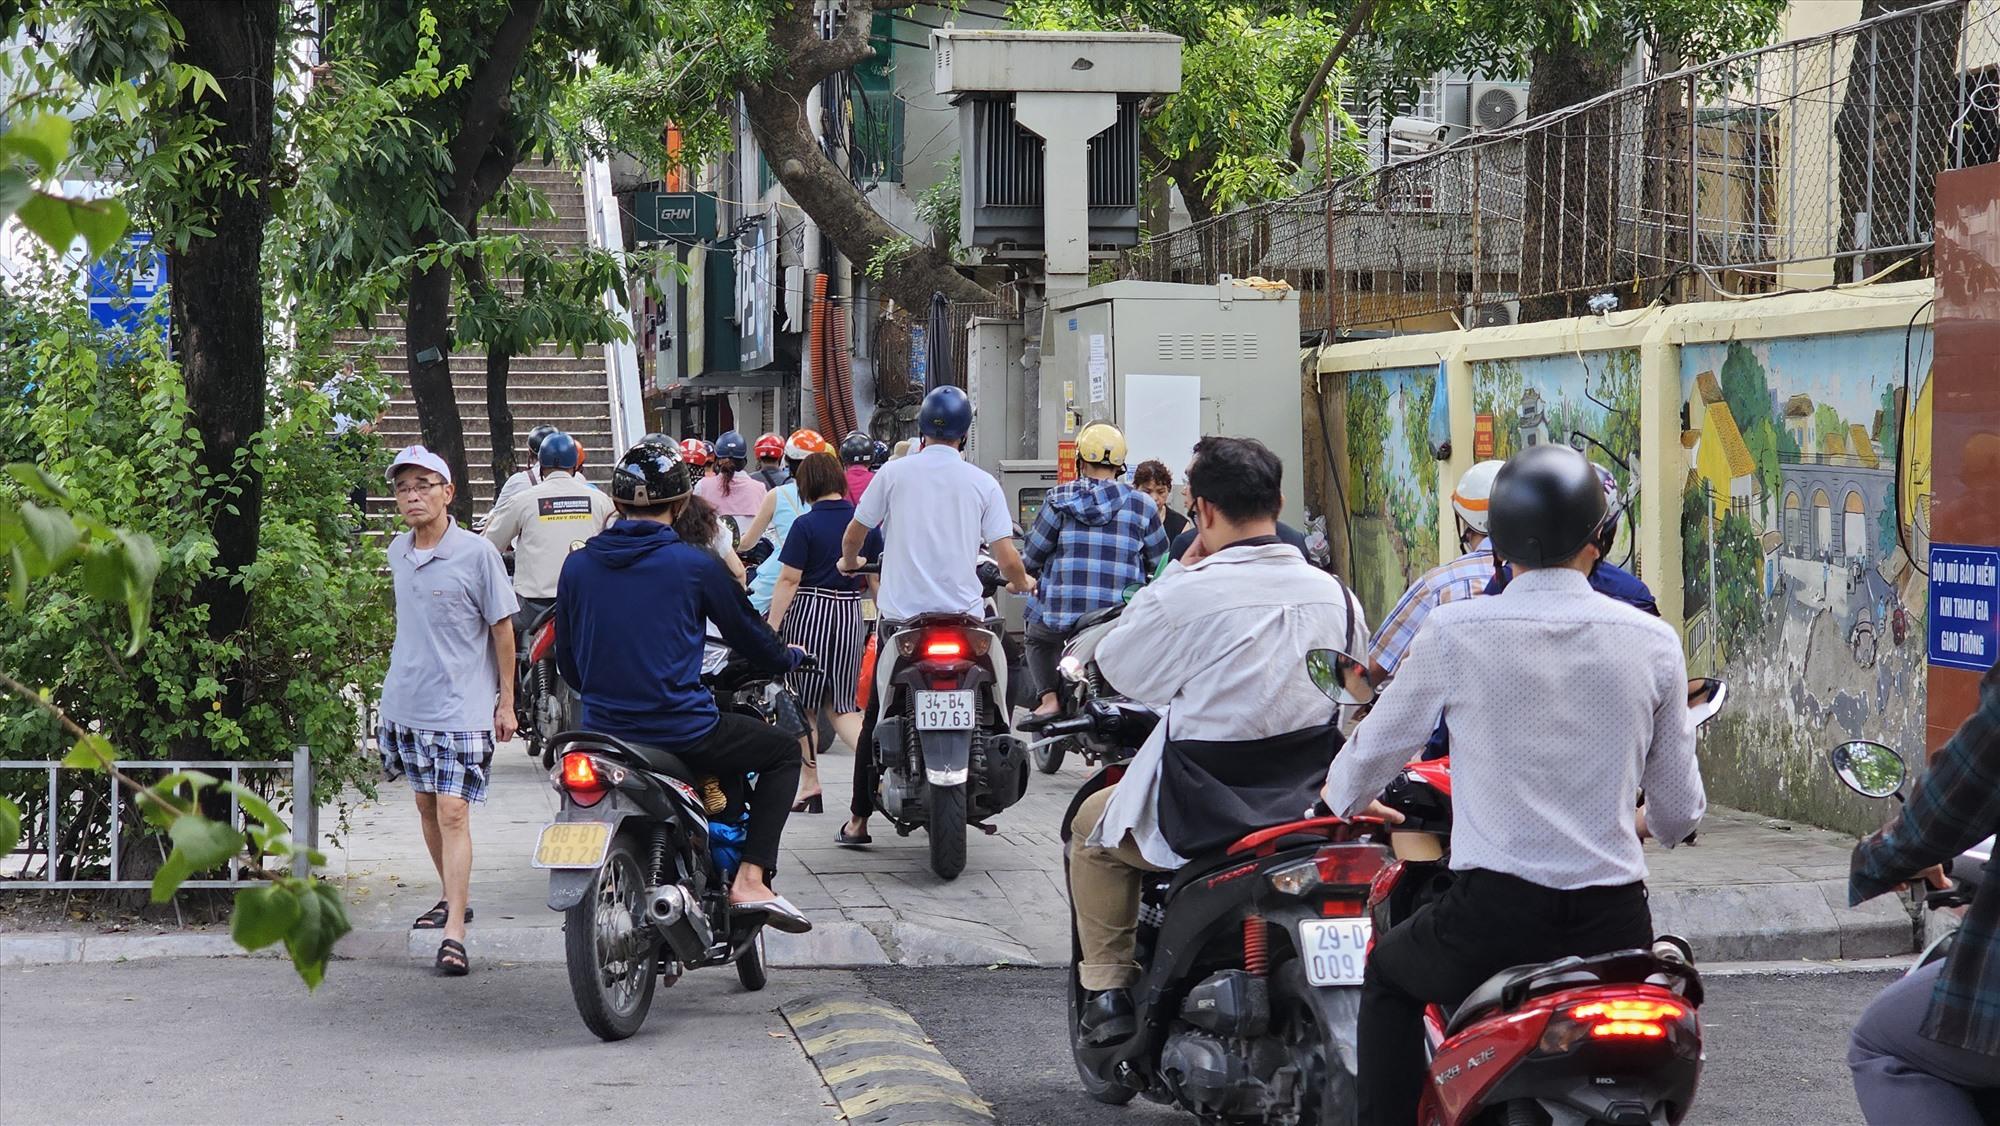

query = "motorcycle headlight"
(1059, 655), (1086, 683)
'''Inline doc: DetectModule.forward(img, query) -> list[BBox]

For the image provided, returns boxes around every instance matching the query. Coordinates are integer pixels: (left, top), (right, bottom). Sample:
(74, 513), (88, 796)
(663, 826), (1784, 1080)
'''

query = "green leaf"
(168, 812), (242, 870)
(0, 167), (32, 219)
(13, 191), (127, 257)
(231, 884), (302, 951)
(0, 795), (19, 857)
(13, 191), (74, 253)
(0, 114), (73, 174)
(283, 880), (339, 989)
(18, 503), (80, 570)
(149, 847), (195, 903)
(72, 197), (128, 259)
(62, 734), (116, 772)
(218, 779), (285, 835)
(6, 464), (70, 503)
(78, 545), (129, 606)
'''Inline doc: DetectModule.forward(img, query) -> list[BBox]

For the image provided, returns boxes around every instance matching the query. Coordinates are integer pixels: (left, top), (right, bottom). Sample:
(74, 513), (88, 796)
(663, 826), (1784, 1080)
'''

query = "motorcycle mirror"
(1829, 740), (1907, 799)
(1306, 648), (1373, 708)
(1686, 677), (1728, 728)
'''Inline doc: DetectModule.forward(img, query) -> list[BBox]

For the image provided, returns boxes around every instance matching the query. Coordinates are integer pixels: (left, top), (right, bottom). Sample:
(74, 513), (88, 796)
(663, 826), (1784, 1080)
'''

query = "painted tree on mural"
(1719, 341), (1784, 504)
(1681, 479), (1711, 619)
(1472, 361), (1525, 462)
(1346, 373), (1392, 516)
(1401, 373), (1440, 563)
(1715, 510), (1765, 651)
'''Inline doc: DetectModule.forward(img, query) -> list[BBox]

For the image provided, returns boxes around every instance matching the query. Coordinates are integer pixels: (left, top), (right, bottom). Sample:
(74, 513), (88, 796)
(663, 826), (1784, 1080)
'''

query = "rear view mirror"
(1307, 649), (1374, 708)
(1686, 678), (1727, 728)
(1829, 740), (1907, 799)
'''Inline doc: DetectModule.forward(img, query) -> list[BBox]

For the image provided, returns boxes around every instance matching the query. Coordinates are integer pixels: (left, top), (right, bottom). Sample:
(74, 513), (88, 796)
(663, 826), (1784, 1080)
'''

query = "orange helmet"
(678, 438), (713, 467)
(784, 429), (828, 460)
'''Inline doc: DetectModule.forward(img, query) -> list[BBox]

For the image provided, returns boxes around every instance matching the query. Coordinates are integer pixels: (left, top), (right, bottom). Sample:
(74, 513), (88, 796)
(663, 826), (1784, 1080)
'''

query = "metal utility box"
(964, 315), (1030, 472)
(932, 31), (1182, 97)
(1042, 279), (1305, 527)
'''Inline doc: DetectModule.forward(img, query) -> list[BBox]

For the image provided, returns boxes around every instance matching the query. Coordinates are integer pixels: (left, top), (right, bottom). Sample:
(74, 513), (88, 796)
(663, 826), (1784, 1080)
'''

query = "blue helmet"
(714, 430), (748, 462)
(917, 385), (973, 441)
(538, 431), (582, 472)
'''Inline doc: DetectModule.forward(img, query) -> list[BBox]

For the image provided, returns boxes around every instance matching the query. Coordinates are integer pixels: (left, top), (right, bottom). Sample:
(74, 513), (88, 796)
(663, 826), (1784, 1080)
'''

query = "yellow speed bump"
(782, 992), (995, 1125)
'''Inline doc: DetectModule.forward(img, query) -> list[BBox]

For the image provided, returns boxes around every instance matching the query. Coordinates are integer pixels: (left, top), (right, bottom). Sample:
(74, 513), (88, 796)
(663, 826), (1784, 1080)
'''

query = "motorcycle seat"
(557, 732), (702, 785)
(1073, 603), (1124, 632)
(526, 603), (558, 632)
(1446, 947), (1672, 1036)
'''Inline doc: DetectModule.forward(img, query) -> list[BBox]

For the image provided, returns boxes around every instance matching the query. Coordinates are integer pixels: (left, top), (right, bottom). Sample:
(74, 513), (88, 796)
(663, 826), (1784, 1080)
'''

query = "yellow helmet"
(1075, 421), (1128, 469)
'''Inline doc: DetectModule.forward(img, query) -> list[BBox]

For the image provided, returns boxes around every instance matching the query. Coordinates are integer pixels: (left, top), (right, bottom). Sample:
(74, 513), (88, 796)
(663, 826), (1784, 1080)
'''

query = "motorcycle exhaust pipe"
(647, 884), (695, 928)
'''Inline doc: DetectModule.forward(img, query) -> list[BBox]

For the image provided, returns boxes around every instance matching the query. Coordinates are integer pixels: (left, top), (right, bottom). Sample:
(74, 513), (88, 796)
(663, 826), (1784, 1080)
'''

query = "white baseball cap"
(385, 444), (452, 485)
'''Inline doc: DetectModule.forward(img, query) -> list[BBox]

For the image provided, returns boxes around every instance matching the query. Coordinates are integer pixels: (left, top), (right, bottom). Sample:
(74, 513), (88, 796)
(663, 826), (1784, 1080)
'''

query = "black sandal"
(412, 900), (473, 929)
(435, 938), (469, 976)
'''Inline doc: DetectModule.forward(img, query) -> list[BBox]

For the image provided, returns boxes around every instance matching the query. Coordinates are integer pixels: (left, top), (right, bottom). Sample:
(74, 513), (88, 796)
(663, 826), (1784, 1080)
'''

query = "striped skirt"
(780, 587), (866, 714)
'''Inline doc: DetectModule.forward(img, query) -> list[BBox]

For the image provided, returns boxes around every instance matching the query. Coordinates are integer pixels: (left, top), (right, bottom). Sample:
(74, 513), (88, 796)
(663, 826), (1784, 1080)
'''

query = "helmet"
(870, 439), (890, 468)
(641, 432), (673, 449)
(1450, 460), (1505, 534)
(537, 431), (581, 472)
(715, 431), (748, 462)
(678, 437), (713, 467)
(612, 442), (691, 508)
(1589, 463), (1625, 555)
(527, 424), (559, 458)
(839, 431), (873, 465)
(1486, 445), (1608, 567)
(784, 428), (828, 460)
(1074, 421), (1127, 469)
(917, 385), (973, 441)
(754, 432), (785, 460)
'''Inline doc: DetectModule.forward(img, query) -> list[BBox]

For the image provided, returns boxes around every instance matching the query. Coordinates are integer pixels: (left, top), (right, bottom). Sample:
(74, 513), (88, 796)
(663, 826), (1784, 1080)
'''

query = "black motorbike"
(860, 560), (1031, 879)
(537, 648), (813, 1041)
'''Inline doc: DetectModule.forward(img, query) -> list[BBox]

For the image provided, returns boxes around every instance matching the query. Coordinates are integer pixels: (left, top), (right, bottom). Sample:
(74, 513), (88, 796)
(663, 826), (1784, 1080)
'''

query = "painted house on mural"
(1686, 370), (1761, 522)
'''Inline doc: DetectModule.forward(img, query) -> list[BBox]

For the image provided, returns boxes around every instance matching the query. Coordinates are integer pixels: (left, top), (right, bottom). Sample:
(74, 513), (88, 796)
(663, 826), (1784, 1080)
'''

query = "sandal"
(434, 938), (469, 976)
(412, 900), (473, 929)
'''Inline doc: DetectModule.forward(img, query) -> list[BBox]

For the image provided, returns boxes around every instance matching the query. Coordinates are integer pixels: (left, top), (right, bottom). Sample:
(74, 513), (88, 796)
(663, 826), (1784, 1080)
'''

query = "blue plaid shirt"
(1852, 658), (2000, 1054)
(1022, 479), (1168, 631)
(1368, 546), (1495, 675)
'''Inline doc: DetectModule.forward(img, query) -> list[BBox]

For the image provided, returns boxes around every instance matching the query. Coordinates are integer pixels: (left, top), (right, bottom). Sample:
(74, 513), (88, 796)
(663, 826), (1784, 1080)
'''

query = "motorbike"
(1316, 649), (1727, 1126)
(859, 559), (1032, 880)
(517, 605), (579, 770)
(1033, 600), (1133, 775)
(536, 645), (814, 1041)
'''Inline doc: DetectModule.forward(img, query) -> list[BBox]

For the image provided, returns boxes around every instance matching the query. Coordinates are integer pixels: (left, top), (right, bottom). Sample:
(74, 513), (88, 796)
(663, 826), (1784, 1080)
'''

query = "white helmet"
(1451, 460), (1505, 534)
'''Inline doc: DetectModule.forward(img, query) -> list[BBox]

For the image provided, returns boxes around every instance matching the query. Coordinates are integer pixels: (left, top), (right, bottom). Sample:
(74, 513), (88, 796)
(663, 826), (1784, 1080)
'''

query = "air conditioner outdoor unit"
(1469, 82), (1528, 131)
(1465, 297), (1521, 327)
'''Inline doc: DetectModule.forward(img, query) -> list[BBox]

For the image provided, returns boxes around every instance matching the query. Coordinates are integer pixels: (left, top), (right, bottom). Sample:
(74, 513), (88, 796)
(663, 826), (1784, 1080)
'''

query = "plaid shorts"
(377, 722), (496, 803)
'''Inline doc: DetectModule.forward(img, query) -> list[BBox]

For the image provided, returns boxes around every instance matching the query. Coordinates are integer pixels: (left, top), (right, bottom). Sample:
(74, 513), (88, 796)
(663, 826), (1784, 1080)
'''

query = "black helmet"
(612, 442), (691, 509)
(839, 431), (873, 465)
(527, 424), (559, 457)
(640, 431), (673, 449)
(1486, 445), (1607, 567)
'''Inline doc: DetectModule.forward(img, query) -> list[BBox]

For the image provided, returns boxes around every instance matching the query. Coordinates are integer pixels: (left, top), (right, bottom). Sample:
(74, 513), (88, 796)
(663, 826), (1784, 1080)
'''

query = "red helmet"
(678, 438), (713, 467)
(753, 432), (785, 460)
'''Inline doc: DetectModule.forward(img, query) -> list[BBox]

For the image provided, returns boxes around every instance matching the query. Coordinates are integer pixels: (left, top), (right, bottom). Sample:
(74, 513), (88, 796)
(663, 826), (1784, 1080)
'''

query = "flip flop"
(434, 938), (469, 977)
(731, 896), (813, 934)
(412, 901), (473, 929)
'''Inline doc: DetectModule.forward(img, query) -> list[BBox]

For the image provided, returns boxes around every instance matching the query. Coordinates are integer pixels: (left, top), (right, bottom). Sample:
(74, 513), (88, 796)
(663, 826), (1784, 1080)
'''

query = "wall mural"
(1343, 364), (1441, 623)
(1470, 349), (1643, 568)
(1679, 331), (1933, 828)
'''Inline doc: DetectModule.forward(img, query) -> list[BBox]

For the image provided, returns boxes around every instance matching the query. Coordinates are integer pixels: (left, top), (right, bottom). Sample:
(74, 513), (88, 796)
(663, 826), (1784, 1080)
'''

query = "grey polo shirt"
(381, 523), (519, 733)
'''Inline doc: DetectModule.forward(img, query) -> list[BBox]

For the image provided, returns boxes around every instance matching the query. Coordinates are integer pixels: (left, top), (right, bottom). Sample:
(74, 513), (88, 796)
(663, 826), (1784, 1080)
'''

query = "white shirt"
(1323, 567), (1705, 890)
(852, 443), (1012, 622)
(1090, 542), (1368, 869)
(494, 466), (539, 514)
(482, 470), (616, 598)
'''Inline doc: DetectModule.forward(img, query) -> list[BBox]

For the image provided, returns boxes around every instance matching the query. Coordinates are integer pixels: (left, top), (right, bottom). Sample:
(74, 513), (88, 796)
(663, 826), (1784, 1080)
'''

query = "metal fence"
(1113, 0), (2000, 332)
(0, 751), (317, 890)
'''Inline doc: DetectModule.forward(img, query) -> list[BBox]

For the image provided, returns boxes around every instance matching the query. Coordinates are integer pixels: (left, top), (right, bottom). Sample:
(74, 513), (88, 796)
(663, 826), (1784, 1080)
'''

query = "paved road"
(857, 966), (1897, 1126)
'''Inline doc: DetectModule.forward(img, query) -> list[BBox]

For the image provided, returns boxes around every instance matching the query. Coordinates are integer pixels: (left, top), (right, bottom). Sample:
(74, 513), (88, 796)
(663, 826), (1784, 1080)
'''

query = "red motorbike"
(1312, 650), (1726, 1126)
(518, 606), (578, 769)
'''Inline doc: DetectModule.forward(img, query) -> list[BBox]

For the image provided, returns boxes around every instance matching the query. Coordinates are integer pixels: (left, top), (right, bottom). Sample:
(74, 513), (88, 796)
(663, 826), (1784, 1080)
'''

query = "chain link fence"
(1113, 0), (2000, 333)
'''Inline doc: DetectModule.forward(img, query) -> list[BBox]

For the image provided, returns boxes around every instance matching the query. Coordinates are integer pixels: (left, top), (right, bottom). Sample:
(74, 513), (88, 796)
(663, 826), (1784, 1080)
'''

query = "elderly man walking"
(379, 446), (518, 977)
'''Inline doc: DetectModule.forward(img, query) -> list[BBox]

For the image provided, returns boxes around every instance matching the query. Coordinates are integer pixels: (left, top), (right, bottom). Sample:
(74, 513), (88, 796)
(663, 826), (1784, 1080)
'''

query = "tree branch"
(445, 0), (545, 214)
(1286, 0), (1376, 169)
(778, 1), (881, 94)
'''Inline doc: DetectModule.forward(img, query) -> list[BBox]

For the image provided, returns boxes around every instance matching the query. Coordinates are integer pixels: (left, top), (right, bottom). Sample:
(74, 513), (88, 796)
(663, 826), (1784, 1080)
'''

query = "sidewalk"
(1, 734), (1917, 968)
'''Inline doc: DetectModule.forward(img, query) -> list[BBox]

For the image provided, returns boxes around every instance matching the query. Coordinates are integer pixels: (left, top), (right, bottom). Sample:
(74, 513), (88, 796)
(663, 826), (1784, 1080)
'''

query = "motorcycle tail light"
(898, 629), (990, 660)
(1268, 844), (1386, 897)
(561, 752), (608, 807)
(1537, 996), (1689, 1054)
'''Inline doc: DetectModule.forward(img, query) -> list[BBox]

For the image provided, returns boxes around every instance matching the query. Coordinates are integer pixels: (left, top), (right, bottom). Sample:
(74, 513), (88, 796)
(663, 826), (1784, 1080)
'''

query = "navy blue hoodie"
(555, 519), (797, 750)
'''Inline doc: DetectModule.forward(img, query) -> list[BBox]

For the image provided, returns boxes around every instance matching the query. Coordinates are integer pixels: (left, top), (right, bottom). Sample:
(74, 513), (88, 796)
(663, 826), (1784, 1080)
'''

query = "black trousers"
(1025, 619), (1072, 703)
(679, 712), (801, 875)
(1357, 868), (1653, 1126)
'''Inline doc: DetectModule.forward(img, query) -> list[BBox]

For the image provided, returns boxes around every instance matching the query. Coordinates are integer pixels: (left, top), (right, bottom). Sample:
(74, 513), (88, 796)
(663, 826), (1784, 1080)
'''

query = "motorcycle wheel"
(928, 783), (968, 880)
(1034, 737), (1067, 775)
(736, 928), (769, 992)
(563, 834), (659, 1042)
(1272, 960), (1359, 1125)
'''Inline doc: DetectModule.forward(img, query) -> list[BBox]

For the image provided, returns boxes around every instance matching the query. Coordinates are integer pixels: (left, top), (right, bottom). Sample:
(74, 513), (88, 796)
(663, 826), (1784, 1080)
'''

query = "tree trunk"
(1835, 0), (1965, 282)
(162, 0), (278, 643)
(404, 250), (474, 521)
(485, 344), (515, 498)
(1518, 26), (1626, 323)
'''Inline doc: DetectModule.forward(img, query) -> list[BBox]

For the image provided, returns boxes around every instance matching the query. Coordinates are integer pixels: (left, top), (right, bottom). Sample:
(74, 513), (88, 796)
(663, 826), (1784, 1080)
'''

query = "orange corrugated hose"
(809, 272), (832, 432)
(829, 300), (855, 435)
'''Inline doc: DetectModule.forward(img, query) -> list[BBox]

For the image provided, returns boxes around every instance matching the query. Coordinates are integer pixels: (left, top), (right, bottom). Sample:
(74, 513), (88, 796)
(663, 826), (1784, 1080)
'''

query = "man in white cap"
(379, 445), (518, 977)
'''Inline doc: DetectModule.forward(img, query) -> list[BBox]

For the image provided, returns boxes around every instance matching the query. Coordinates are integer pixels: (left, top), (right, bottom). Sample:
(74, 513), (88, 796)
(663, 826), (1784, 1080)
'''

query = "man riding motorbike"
(483, 430), (614, 640)
(834, 384), (1036, 846)
(1066, 435), (1367, 1045)
(553, 441), (812, 933)
(750, 433), (788, 489)
(1484, 463), (1658, 615)
(1847, 656), (2000, 1125)
(1367, 458), (1504, 683)
(494, 424), (560, 513)
(1017, 421), (1168, 731)
(1321, 443), (1705, 1126)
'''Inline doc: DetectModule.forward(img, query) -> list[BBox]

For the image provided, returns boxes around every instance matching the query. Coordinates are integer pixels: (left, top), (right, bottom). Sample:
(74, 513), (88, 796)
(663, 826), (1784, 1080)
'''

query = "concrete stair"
(347, 163), (617, 516)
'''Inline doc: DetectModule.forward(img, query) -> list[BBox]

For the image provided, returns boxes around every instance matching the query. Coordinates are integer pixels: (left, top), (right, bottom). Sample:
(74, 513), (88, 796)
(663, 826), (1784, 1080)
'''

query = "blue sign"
(1928, 543), (2000, 672)
(87, 232), (168, 342)
(908, 325), (929, 389)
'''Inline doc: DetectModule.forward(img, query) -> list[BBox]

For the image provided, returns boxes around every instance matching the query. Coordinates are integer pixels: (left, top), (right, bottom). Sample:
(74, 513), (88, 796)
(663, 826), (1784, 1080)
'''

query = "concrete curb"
(1651, 880), (1915, 962)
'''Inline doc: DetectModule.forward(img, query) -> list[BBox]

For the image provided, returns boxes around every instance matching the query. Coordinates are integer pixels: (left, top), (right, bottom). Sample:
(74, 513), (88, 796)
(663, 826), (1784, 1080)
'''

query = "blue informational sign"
(87, 232), (168, 342)
(908, 325), (929, 389)
(1928, 543), (2000, 672)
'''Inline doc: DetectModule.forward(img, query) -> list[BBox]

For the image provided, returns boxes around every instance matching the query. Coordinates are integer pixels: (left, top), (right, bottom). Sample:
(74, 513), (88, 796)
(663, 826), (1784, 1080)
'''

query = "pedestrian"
(378, 446), (519, 977)
(767, 451), (882, 811)
(1131, 459), (1188, 541)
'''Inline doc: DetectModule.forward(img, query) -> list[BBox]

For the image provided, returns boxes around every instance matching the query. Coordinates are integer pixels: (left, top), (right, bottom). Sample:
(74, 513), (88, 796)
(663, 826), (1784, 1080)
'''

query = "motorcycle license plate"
(915, 689), (976, 730)
(1299, 919), (1373, 986)
(532, 821), (612, 869)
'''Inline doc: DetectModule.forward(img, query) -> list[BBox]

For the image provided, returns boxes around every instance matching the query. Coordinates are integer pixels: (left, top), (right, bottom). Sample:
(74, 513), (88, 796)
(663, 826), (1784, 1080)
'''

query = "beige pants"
(1067, 785), (1170, 991)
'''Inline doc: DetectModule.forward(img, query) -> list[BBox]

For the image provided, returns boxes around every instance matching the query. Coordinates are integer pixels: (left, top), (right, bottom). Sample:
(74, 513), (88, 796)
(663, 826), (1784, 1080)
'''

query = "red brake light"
(924, 637), (965, 659)
(1312, 842), (1390, 886)
(561, 752), (607, 806)
(1572, 999), (1683, 1039)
